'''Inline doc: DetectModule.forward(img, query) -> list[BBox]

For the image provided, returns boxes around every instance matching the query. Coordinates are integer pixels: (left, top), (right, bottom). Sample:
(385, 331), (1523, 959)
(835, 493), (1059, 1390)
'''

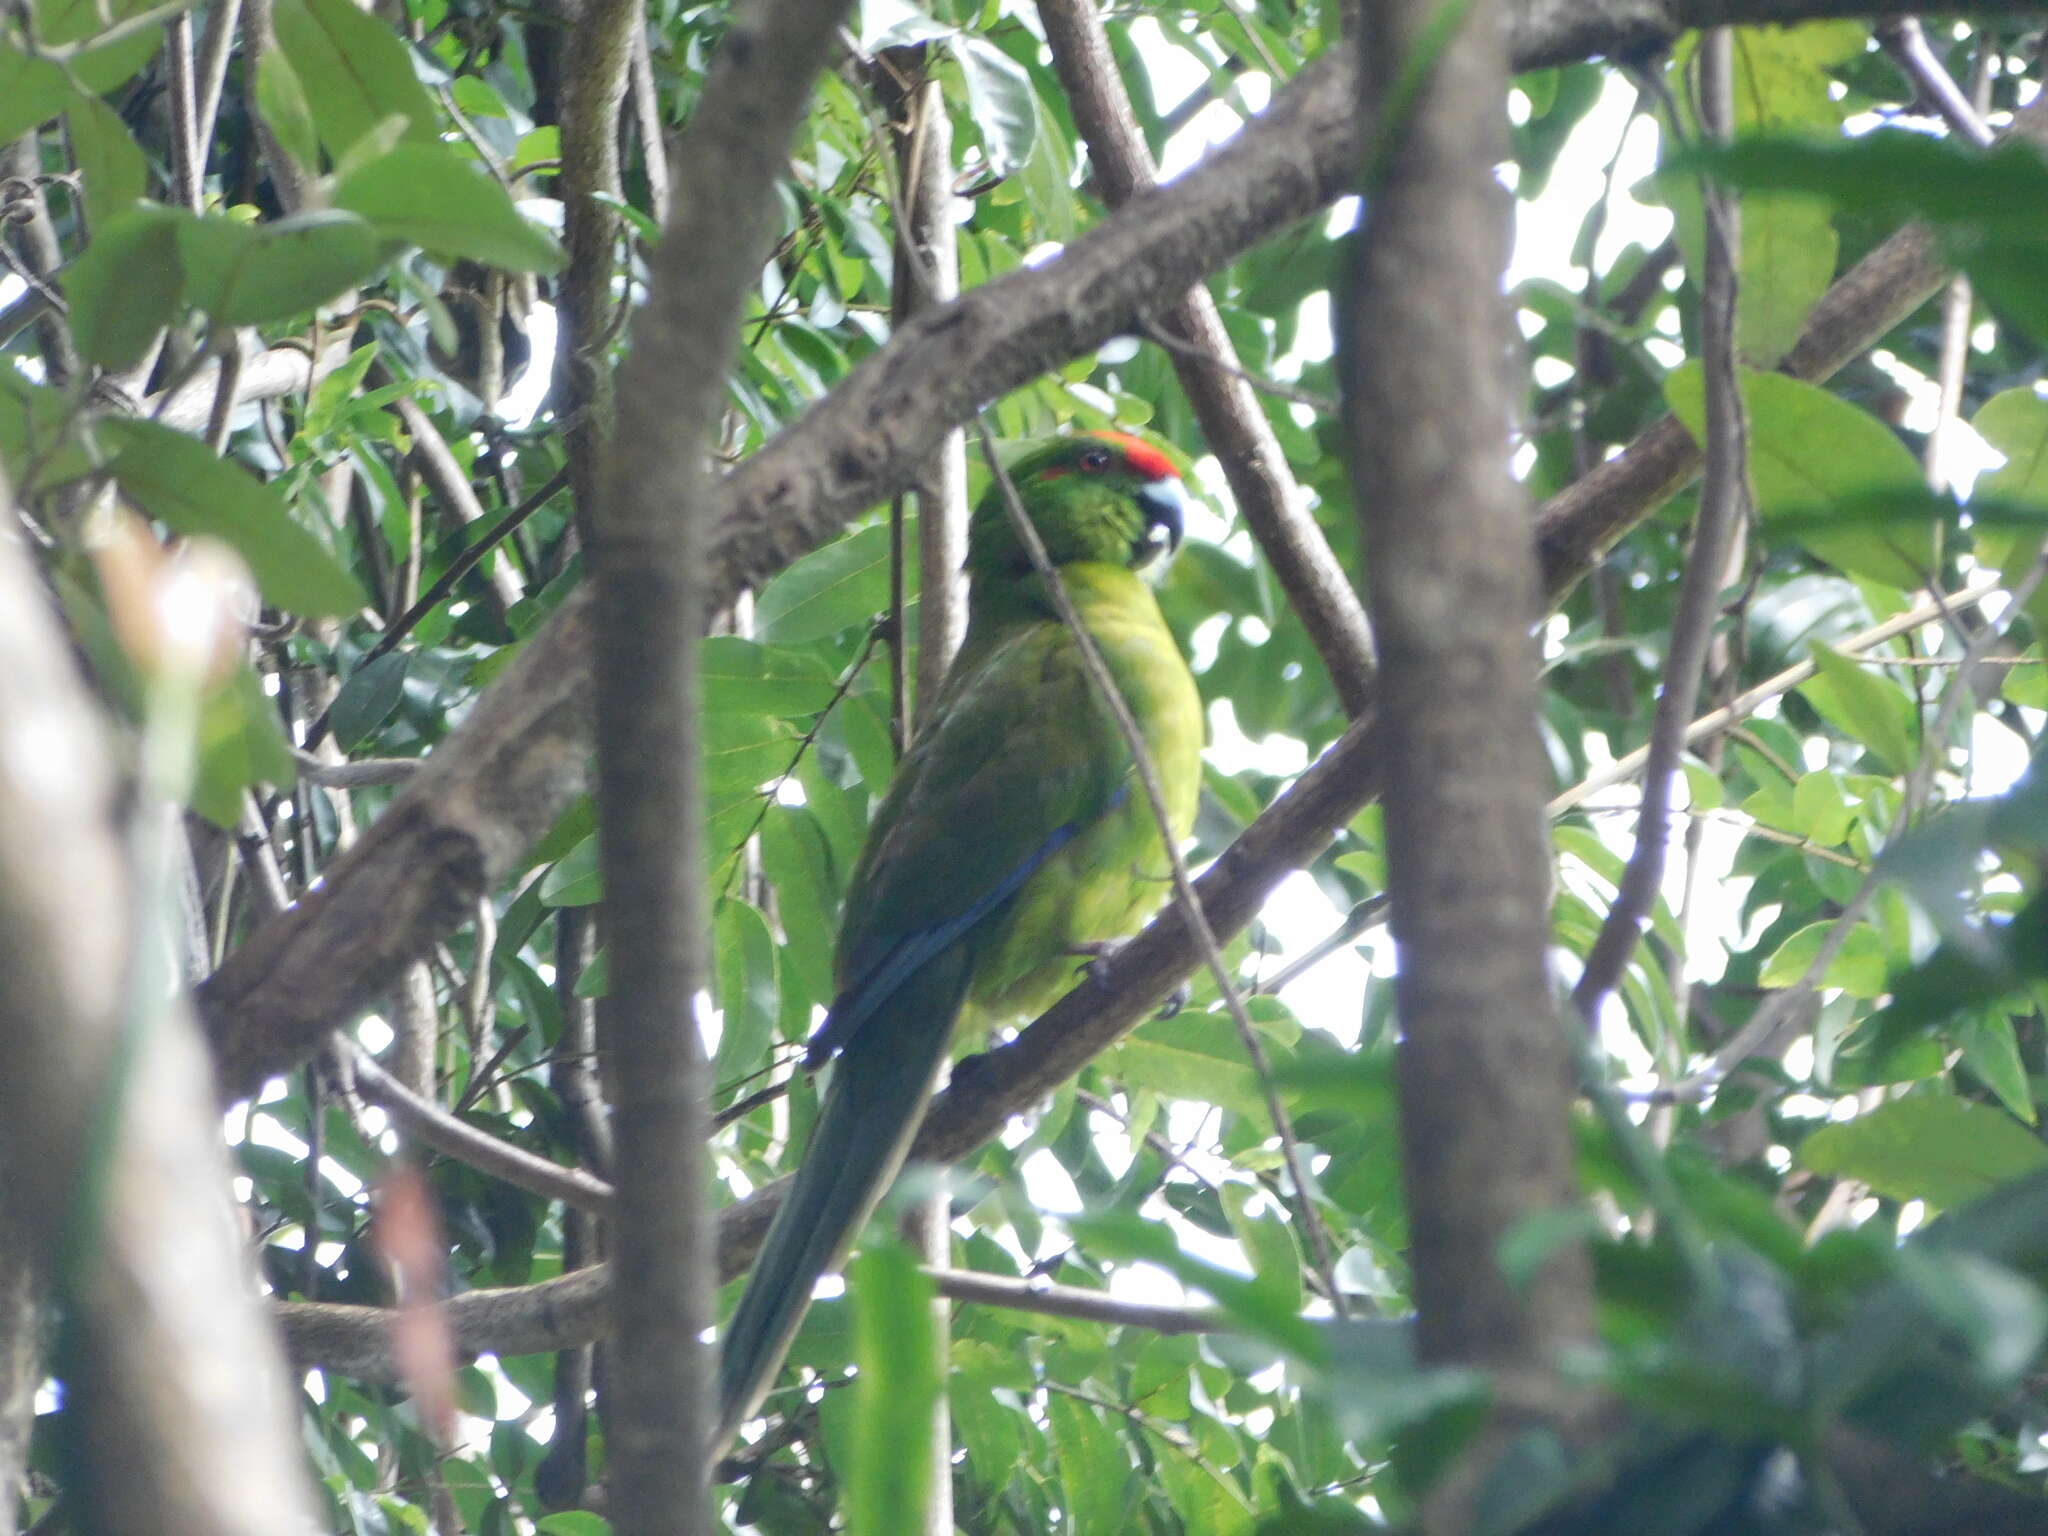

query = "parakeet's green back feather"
(715, 431), (1203, 1448)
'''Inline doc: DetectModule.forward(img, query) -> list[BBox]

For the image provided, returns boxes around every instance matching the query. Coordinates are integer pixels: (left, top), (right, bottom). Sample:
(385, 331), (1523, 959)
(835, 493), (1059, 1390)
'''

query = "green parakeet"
(715, 430), (1204, 1445)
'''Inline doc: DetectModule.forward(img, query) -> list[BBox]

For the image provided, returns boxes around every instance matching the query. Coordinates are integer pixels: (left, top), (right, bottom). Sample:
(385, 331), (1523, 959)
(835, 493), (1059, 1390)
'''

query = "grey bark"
(1342, 1), (1593, 1528)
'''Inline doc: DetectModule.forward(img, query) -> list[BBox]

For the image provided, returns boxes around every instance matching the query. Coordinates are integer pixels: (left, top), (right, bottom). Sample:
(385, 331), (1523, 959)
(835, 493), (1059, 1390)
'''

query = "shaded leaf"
(102, 418), (367, 617)
(334, 144), (566, 272)
(1802, 1095), (2048, 1209)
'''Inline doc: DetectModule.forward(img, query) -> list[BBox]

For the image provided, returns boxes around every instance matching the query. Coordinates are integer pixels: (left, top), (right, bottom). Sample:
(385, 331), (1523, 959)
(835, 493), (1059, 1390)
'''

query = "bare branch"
(592, 0), (855, 1510)
(1037, 0), (1378, 717)
(1573, 29), (1750, 1020)
(1344, 3), (1592, 1522)
(278, 1262), (1221, 1380)
(350, 1046), (614, 1213)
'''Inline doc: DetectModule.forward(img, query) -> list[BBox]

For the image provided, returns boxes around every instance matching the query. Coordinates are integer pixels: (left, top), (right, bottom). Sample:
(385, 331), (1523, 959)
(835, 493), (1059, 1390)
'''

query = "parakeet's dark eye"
(1078, 447), (1112, 472)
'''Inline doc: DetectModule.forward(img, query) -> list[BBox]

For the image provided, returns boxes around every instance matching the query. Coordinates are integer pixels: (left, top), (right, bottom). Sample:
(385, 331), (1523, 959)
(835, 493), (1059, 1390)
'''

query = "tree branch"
(1036, 0), (1378, 717)
(1573, 28), (1750, 1021)
(590, 0), (855, 1514)
(1344, 3), (1592, 1524)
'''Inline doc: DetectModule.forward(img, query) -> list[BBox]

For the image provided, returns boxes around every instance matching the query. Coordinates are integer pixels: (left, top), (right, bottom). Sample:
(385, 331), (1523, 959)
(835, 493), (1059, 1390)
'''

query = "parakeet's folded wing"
(716, 618), (1135, 1442)
(809, 620), (1134, 1062)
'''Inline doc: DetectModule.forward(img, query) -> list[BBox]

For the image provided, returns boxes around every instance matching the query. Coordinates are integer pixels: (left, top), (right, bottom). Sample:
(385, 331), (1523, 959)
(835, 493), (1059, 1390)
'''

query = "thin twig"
(289, 752), (420, 787)
(167, 12), (205, 212)
(1252, 894), (1388, 996)
(203, 338), (243, 454)
(348, 1046), (617, 1214)
(631, 21), (671, 226)
(302, 466), (572, 749)
(1876, 18), (1996, 148)
(1548, 571), (2006, 817)
(192, 0), (242, 159)
(1138, 316), (1339, 414)
(974, 418), (1351, 1321)
(37, 0), (201, 61)
(1573, 30), (1748, 1021)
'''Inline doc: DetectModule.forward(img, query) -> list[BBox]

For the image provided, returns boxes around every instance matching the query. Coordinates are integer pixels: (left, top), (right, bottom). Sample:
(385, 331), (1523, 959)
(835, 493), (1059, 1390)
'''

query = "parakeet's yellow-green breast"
(715, 431), (1205, 1449)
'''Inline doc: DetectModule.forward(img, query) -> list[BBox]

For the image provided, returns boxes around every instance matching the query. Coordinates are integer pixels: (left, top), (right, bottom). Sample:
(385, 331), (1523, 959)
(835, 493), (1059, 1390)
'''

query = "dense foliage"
(8, 0), (2048, 1530)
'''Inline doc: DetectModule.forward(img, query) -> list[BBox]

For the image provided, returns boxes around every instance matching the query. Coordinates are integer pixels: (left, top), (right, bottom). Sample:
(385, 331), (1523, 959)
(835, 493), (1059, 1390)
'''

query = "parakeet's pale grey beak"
(1135, 478), (1185, 567)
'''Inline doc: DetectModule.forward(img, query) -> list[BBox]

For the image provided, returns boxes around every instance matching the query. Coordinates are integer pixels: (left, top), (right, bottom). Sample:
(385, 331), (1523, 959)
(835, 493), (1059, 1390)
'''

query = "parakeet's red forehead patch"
(1087, 430), (1179, 482)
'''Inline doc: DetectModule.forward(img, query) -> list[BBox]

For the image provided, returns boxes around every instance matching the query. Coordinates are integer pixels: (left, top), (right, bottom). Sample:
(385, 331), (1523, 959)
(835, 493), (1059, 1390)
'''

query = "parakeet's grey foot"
(1069, 940), (1125, 988)
(1070, 941), (1188, 1016)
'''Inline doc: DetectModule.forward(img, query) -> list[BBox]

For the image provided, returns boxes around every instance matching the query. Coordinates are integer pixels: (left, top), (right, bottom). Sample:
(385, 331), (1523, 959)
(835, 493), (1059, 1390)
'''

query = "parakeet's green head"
(967, 431), (1186, 581)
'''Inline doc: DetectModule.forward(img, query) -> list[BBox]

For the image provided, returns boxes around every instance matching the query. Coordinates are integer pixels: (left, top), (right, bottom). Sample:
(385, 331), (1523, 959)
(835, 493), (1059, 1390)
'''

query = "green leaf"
(1665, 365), (1935, 589)
(701, 635), (843, 716)
(713, 899), (778, 1083)
(539, 833), (600, 907)
(1107, 1013), (1269, 1120)
(1758, 920), (1888, 998)
(3, 0), (173, 135)
(1800, 642), (1917, 775)
(1801, 1095), (2048, 1209)
(1971, 388), (2048, 621)
(1679, 131), (2048, 238)
(534, 1514), (611, 1535)
(1048, 1394), (1128, 1536)
(845, 1242), (941, 1536)
(333, 144), (567, 272)
(1071, 1210), (1324, 1362)
(1222, 1183), (1305, 1316)
(68, 90), (147, 226)
(192, 663), (299, 827)
(1738, 195), (1836, 365)
(1956, 1012), (2036, 1126)
(176, 209), (384, 325)
(65, 205), (183, 370)
(272, 0), (440, 157)
(329, 650), (410, 749)
(255, 45), (322, 172)
(755, 523), (896, 644)
(954, 37), (1037, 178)
(0, 372), (99, 494)
(100, 418), (367, 617)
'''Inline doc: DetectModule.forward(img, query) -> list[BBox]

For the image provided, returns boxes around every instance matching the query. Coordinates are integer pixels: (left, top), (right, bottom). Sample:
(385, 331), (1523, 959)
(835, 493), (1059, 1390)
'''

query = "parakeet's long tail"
(713, 951), (971, 1453)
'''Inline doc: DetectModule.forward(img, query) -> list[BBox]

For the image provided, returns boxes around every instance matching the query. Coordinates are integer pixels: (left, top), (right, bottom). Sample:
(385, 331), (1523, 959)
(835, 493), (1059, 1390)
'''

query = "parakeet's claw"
(1154, 983), (1190, 1020)
(1069, 940), (1125, 987)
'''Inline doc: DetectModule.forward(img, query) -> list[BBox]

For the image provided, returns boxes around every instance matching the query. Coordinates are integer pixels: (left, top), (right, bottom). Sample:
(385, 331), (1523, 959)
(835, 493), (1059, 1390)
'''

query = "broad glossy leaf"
(255, 45), (321, 172)
(334, 144), (566, 272)
(1049, 1394), (1128, 1536)
(954, 36), (1038, 178)
(272, 0), (439, 156)
(1802, 1095), (2048, 1209)
(192, 663), (299, 827)
(712, 899), (778, 1083)
(329, 650), (411, 748)
(700, 635), (842, 715)
(846, 1243), (940, 1536)
(67, 90), (146, 226)
(1665, 365), (1935, 588)
(539, 833), (600, 907)
(1972, 388), (2048, 621)
(176, 209), (384, 325)
(755, 523), (897, 644)
(1800, 641), (1916, 775)
(65, 205), (182, 370)
(101, 418), (367, 617)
